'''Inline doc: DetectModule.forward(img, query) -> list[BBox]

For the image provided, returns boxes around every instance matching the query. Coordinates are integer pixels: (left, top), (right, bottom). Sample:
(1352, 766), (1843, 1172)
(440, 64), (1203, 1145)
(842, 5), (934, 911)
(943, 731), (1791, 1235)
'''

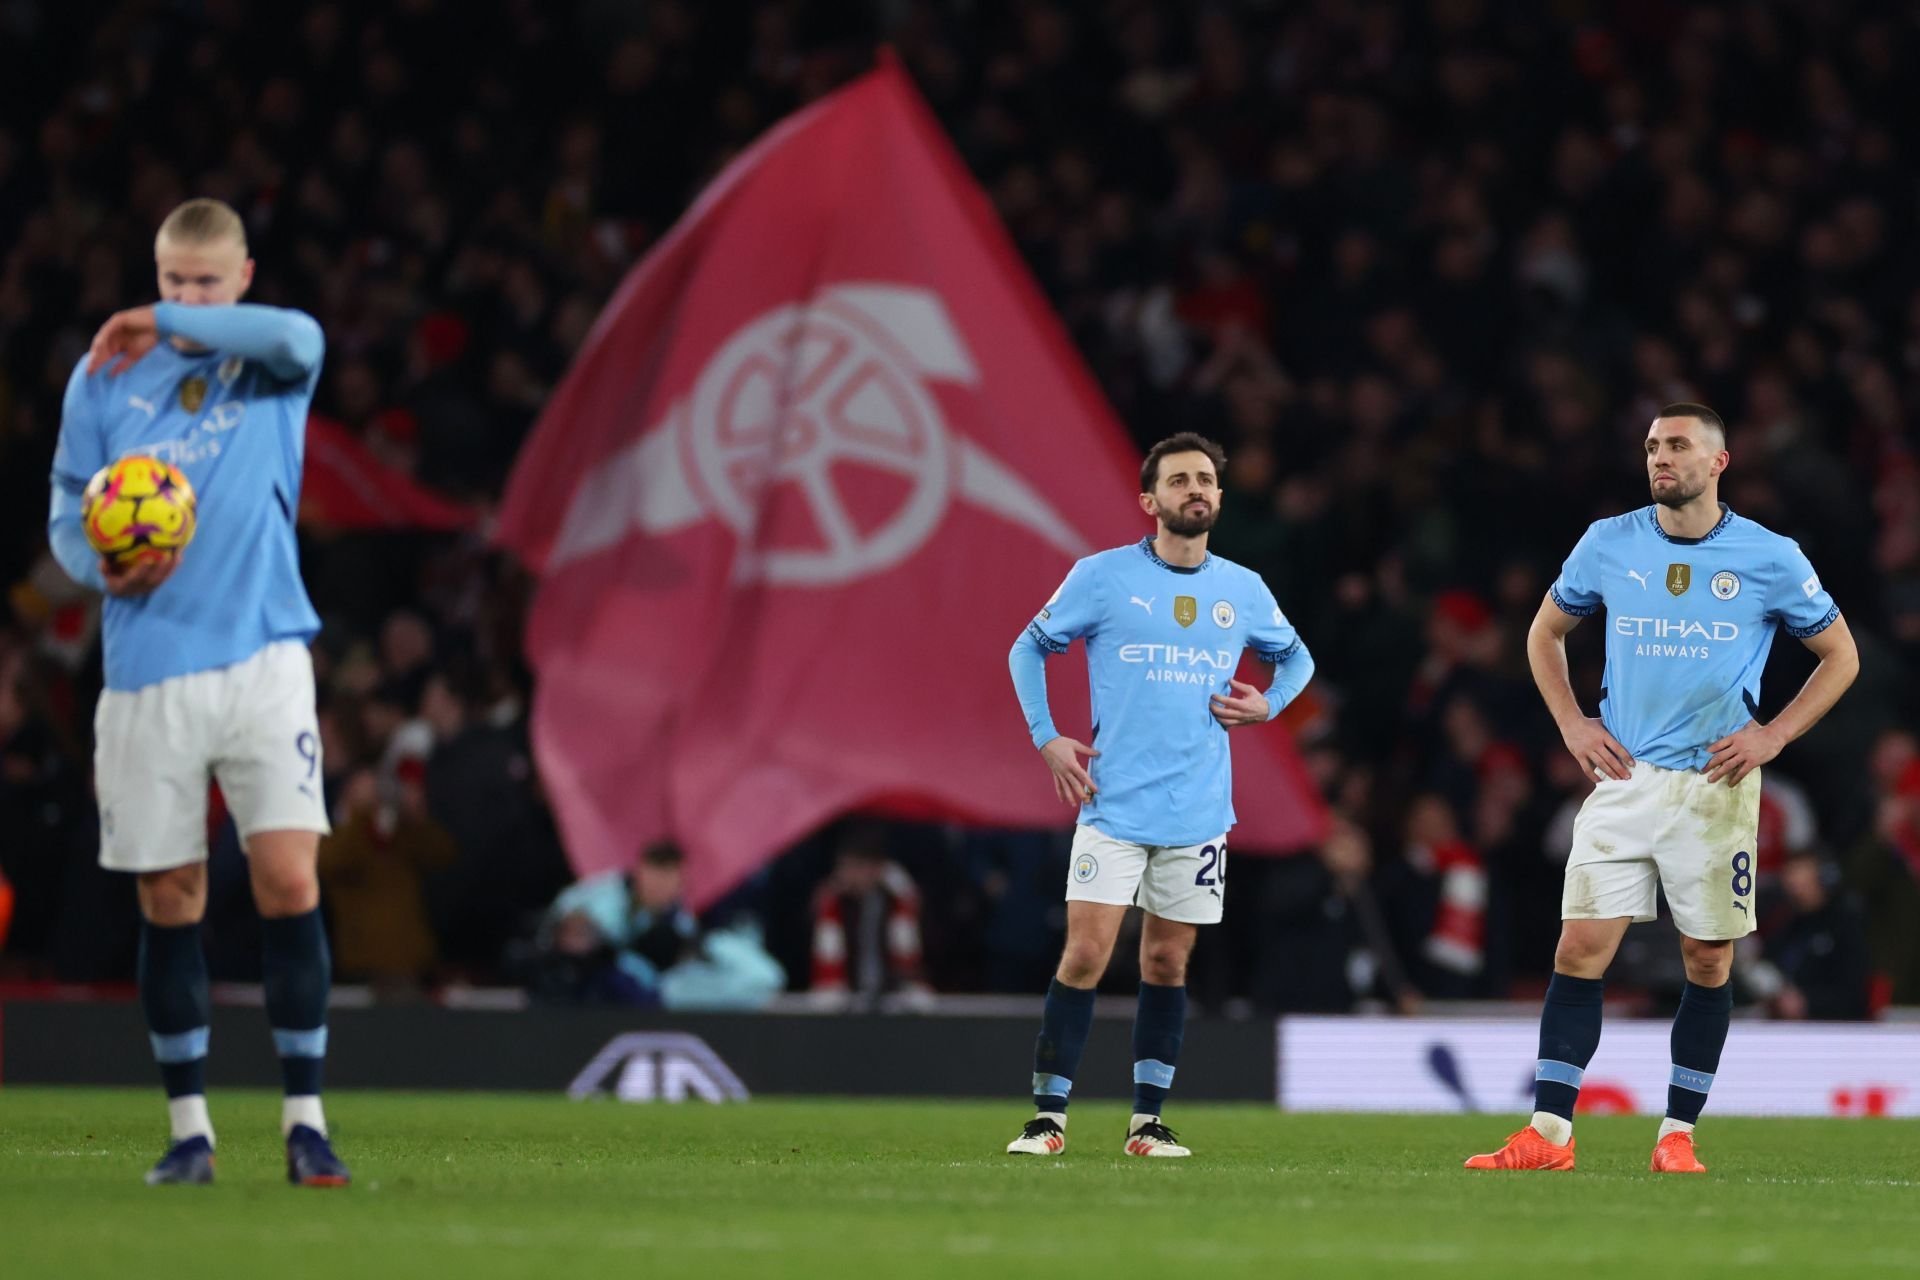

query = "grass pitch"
(2, 1089), (1915, 1278)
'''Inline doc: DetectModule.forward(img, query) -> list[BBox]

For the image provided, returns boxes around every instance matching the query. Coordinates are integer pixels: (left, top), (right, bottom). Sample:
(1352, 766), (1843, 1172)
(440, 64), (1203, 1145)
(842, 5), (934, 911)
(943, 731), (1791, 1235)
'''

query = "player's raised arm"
(1529, 593), (1634, 781)
(154, 302), (324, 382)
(88, 303), (323, 383)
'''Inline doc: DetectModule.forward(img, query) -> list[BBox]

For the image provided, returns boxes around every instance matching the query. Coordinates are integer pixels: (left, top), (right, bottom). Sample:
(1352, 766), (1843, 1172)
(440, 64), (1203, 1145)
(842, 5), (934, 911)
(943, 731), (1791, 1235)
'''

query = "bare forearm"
(1766, 651), (1859, 746)
(1527, 624), (1583, 730)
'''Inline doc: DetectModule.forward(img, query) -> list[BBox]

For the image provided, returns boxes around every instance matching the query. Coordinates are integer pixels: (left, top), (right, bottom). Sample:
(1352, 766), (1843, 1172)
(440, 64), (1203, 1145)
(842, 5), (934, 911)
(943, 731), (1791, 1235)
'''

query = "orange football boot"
(1650, 1131), (1707, 1173)
(1463, 1126), (1576, 1171)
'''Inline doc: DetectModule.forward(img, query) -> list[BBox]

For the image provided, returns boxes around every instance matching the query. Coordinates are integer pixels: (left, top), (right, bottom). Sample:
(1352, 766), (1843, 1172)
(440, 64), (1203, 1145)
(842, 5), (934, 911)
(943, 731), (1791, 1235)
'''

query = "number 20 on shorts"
(1194, 843), (1225, 887)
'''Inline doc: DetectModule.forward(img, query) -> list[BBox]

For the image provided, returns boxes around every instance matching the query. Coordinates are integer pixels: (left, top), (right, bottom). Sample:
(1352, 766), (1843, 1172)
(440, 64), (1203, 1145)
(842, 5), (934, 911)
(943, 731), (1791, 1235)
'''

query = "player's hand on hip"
(1703, 719), (1780, 787)
(1561, 715), (1634, 781)
(1039, 736), (1098, 808)
(87, 306), (161, 376)
(1209, 679), (1270, 728)
(101, 551), (179, 597)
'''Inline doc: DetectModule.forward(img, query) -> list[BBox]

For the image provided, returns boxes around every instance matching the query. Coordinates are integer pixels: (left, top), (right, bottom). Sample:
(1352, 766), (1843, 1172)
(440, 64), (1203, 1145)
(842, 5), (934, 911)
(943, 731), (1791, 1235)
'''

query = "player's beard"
(1650, 471), (1707, 508)
(1156, 498), (1217, 537)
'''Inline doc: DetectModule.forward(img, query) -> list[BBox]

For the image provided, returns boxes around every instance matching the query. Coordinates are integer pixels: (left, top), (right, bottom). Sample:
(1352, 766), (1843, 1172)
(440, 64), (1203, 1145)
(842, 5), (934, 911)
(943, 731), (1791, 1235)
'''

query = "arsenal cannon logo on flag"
(497, 54), (1324, 906)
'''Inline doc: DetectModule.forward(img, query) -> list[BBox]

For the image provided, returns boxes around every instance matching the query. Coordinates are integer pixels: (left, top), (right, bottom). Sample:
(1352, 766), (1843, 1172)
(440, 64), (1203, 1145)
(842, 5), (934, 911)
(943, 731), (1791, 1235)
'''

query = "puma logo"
(128, 395), (159, 420)
(1626, 568), (1652, 590)
(1732, 900), (1747, 915)
(1129, 596), (1154, 615)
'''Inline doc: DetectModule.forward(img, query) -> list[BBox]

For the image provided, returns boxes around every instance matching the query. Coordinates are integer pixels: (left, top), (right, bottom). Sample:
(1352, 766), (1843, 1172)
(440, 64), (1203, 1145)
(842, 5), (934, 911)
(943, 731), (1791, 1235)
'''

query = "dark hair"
(1140, 432), (1228, 493)
(1656, 402), (1726, 444)
(639, 841), (684, 869)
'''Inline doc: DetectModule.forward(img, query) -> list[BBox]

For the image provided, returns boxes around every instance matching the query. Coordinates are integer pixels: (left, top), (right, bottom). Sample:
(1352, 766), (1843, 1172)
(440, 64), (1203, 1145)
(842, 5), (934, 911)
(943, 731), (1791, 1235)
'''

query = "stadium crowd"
(2, 0), (1919, 1016)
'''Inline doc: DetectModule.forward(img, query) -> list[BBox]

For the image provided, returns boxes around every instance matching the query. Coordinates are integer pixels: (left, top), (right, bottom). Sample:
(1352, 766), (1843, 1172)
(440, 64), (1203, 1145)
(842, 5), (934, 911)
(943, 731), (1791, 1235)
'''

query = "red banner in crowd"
(497, 56), (1326, 906)
(301, 415), (478, 531)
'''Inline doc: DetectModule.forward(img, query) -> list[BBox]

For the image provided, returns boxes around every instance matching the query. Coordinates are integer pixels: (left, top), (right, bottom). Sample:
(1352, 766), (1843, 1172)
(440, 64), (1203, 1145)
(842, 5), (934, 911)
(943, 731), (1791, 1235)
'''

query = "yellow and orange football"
(82, 455), (197, 568)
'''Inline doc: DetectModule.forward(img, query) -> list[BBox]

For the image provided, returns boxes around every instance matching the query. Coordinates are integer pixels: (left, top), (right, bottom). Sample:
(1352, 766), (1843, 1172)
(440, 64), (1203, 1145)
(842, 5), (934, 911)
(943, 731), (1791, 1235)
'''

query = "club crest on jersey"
(1073, 853), (1099, 883)
(216, 356), (244, 386)
(1665, 563), (1691, 596)
(1710, 570), (1741, 600)
(179, 376), (207, 414)
(1211, 600), (1235, 628)
(1174, 596), (1198, 628)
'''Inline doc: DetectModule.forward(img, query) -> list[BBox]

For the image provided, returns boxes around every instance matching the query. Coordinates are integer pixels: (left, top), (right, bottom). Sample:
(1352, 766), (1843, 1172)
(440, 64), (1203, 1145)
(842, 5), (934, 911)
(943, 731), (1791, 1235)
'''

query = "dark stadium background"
(2, 0), (1917, 1028)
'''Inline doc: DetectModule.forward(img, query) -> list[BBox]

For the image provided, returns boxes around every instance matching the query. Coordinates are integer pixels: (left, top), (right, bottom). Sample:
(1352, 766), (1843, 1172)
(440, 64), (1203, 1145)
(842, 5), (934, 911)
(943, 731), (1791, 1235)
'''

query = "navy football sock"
(1534, 973), (1605, 1121)
(1031, 978), (1097, 1113)
(1131, 982), (1187, 1116)
(1667, 979), (1733, 1125)
(139, 920), (211, 1099)
(262, 909), (331, 1097)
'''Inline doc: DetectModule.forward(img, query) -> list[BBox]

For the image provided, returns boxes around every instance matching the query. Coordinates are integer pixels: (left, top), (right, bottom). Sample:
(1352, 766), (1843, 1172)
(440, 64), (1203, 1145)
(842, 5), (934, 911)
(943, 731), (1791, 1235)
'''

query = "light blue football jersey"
(1012, 538), (1310, 846)
(1550, 504), (1840, 770)
(47, 303), (325, 691)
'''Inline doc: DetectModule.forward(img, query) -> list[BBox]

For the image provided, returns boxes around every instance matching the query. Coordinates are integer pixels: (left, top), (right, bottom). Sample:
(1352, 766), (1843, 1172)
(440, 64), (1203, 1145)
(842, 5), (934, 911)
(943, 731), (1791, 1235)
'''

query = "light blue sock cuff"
(1535, 1059), (1585, 1088)
(151, 1026), (210, 1064)
(273, 1026), (329, 1058)
(1670, 1065), (1715, 1094)
(1032, 1073), (1073, 1098)
(1133, 1059), (1176, 1089)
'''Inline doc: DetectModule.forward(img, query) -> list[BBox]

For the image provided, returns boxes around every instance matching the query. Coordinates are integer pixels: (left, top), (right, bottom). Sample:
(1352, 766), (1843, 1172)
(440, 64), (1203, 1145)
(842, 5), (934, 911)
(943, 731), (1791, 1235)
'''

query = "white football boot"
(1124, 1115), (1191, 1157)
(1005, 1114), (1066, 1155)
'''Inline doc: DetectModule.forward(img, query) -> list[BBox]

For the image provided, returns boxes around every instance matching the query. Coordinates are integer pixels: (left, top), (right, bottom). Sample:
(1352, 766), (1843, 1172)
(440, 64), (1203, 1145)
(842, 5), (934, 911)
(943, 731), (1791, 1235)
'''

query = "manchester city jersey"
(1019, 538), (1305, 846)
(1550, 505), (1840, 771)
(49, 304), (324, 691)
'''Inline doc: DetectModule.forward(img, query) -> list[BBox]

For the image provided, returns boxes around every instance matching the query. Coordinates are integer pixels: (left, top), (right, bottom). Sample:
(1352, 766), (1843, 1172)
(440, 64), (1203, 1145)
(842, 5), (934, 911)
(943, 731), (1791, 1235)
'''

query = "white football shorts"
(1065, 824), (1227, 925)
(1562, 761), (1760, 941)
(95, 640), (330, 872)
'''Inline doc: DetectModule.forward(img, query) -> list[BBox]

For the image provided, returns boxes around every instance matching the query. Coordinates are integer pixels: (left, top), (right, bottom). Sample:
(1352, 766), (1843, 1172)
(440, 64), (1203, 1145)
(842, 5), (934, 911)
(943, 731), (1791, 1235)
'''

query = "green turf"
(2, 1090), (1916, 1278)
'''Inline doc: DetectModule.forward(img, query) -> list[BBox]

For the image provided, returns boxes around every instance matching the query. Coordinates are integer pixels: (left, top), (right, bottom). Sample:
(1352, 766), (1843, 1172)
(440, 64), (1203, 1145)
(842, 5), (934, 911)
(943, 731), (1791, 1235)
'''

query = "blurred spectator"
(1252, 813), (1386, 1013)
(527, 841), (698, 1007)
(0, 630), (101, 975)
(525, 842), (783, 1010)
(962, 829), (1066, 993)
(1755, 772), (1819, 873)
(1756, 852), (1872, 1021)
(416, 666), (569, 973)
(1845, 739), (1920, 1004)
(1396, 793), (1487, 996)
(810, 823), (930, 1007)
(317, 764), (458, 992)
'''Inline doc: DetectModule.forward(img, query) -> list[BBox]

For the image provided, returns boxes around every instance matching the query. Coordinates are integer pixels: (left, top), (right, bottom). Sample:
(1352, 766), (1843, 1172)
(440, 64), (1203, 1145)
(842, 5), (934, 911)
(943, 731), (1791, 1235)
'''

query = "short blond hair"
(156, 198), (247, 251)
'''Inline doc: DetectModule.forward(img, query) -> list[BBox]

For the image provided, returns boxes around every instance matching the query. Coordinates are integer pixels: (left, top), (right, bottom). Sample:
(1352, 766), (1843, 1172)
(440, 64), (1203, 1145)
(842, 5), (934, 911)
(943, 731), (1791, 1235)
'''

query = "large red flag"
(498, 56), (1325, 906)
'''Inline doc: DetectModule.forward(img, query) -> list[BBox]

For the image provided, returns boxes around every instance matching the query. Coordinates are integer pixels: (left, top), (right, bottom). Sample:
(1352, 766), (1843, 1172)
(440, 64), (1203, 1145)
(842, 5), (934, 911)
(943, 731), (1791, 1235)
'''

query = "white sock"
(282, 1095), (326, 1137)
(1657, 1117), (1695, 1141)
(1530, 1110), (1573, 1146)
(1036, 1110), (1066, 1127)
(168, 1095), (213, 1146)
(1129, 1112), (1161, 1134)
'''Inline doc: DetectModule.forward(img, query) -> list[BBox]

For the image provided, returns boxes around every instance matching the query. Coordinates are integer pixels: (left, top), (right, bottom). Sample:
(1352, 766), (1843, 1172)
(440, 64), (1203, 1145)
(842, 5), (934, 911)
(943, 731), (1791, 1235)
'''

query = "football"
(82, 455), (197, 568)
